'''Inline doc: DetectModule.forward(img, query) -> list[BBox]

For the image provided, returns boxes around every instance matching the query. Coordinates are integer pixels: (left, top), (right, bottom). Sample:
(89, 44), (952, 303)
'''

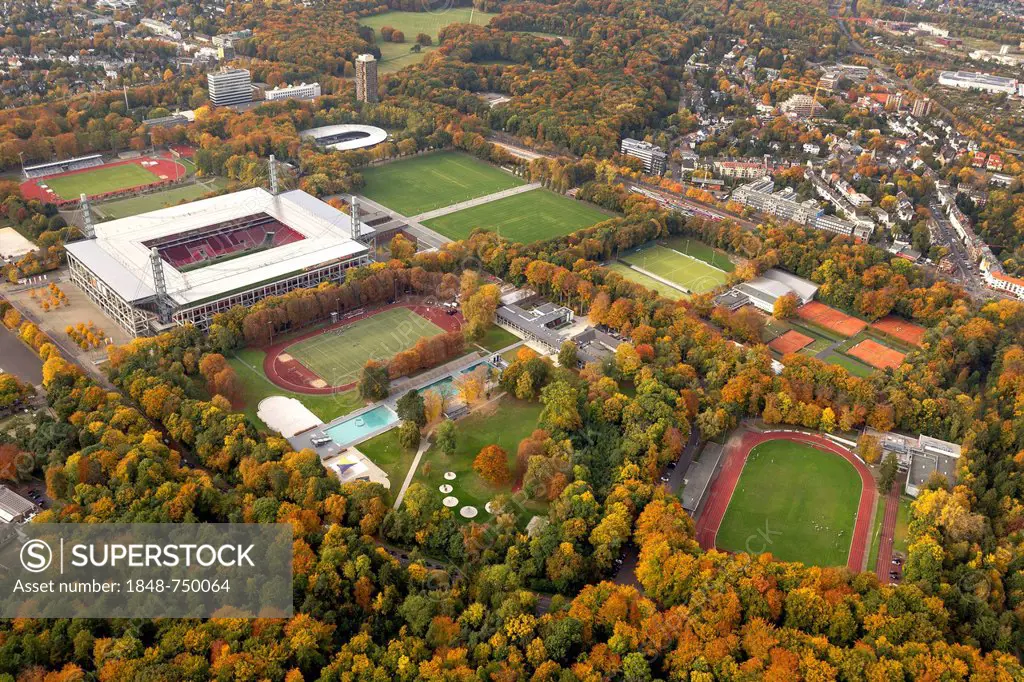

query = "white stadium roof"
(65, 188), (368, 307)
(299, 124), (388, 151)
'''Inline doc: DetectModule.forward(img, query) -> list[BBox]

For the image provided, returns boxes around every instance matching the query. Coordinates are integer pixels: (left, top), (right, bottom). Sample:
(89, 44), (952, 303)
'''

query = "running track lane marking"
(694, 431), (877, 573)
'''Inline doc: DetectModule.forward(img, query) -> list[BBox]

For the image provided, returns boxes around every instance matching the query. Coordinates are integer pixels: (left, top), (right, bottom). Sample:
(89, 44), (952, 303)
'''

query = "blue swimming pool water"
(325, 405), (399, 446)
(418, 361), (493, 397)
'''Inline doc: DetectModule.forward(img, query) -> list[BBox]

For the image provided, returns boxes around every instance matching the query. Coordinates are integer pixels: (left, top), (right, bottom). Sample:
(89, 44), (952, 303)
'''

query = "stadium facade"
(66, 188), (373, 337)
(299, 124), (388, 152)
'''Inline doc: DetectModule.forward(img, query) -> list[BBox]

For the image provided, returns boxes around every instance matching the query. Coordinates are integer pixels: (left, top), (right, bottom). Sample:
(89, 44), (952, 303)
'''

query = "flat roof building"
(729, 268), (819, 312)
(496, 302), (573, 351)
(262, 82), (321, 102)
(207, 68), (252, 107)
(867, 429), (961, 497)
(938, 70), (1017, 94)
(0, 486), (35, 523)
(621, 138), (668, 175)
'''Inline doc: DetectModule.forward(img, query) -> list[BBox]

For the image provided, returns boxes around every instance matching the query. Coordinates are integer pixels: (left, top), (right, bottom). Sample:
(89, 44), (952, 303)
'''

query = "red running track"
(20, 156), (187, 206)
(694, 430), (877, 573)
(263, 302), (464, 395)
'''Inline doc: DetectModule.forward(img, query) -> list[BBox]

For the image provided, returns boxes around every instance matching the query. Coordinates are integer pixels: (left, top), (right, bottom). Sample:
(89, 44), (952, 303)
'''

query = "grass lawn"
(662, 236), (735, 272)
(894, 497), (912, 554)
(621, 243), (730, 293)
(475, 325), (521, 352)
(360, 9), (497, 73)
(415, 397), (546, 524)
(287, 307), (444, 387)
(606, 262), (688, 300)
(716, 439), (863, 567)
(44, 164), (161, 199)
(424, 189), (608, 243)
(357, 428), (418, 503)
(823, 351), (875, 378)
(866, 494), (887, 571)
(95, 179), (228, 219)
(360, 152), (523, 216)
(228, 348), (364, 429)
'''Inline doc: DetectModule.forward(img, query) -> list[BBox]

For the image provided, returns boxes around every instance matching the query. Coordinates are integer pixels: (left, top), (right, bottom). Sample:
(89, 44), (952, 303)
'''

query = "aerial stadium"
(66, 187), (375, 337)
(299, 124), (388, 151)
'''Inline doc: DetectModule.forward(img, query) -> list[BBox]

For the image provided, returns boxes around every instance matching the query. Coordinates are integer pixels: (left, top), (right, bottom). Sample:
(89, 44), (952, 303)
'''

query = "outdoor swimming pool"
(419, 361), (494, 398)
(325, 405), (399, 446)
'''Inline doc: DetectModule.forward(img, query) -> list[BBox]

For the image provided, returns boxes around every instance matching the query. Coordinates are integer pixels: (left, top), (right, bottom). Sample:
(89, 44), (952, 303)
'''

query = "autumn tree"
(398, 419), (421, 450)
(473, 444), (511, 486)
(434, 419), (456, 457)
(359, 360), (389, 401)
(773, 292), (799, 319)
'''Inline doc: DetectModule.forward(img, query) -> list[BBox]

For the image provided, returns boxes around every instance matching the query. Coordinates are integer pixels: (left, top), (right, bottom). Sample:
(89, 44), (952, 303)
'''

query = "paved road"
(409, 183), (541, 222)
(0, 324), (44, 385)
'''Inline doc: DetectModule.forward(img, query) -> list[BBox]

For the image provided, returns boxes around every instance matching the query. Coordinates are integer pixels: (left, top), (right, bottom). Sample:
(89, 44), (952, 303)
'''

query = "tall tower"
(150, 247), (172, 324)
(268, 154), (279, 195)
(355, 54), (379, 103)
(79, 194), (95, 239)
(350, 196), (361, 240)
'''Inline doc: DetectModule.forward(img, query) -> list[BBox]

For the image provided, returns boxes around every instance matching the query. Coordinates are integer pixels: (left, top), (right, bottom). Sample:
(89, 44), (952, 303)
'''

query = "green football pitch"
(359, 152), (524, 216)
(286, 307), (444, 387)
(716, 440), (863, 567)
(423, 188), (608, 243)
(605, 262), (688, 300)
(95, 180), (227, 219)
(43, 164), (161, 199)
(621, 243), (730, 293)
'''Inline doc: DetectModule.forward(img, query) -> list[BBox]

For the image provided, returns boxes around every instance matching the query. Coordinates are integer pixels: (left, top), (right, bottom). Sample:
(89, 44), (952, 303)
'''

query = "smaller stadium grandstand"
(22, 154), (104, 179)
(300, 124), (388, 151)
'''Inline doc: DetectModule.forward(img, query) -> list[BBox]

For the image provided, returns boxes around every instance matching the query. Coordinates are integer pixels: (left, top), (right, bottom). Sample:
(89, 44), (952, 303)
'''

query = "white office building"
(207, 68), (253, 107)
(264, 82), (321, 101)
(621, 138), (668, 175)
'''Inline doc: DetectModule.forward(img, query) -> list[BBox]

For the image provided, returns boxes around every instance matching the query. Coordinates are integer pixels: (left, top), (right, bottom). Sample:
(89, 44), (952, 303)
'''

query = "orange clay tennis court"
(847, 339), (906, 370)
(796, 302), (867, 337)
(870, 316), (926, 347)
(769, 330), (814, 354)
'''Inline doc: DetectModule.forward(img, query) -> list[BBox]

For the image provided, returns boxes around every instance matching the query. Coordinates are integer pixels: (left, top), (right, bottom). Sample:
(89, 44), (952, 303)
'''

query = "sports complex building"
(66, 188), (375, 337)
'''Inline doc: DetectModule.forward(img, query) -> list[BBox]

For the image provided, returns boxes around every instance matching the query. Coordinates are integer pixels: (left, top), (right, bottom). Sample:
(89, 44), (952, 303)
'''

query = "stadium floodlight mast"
(80, 194), (95, 239)
(268, 155), (279, 195)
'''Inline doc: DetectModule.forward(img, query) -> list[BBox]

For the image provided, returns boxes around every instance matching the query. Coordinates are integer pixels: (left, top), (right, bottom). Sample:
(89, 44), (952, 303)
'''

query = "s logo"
(20, 539), (52, 573)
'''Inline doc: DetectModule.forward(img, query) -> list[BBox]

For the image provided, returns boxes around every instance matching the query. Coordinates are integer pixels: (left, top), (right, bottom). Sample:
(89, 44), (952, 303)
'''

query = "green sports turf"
(621, 243), (730, 293)
(716, 440), (863, 567)
(360, 152), (523, 216)
(823, 351), (875, 378)
(42, 164), (161, 199)
(360, 9), (497, 72)
(286, 307), (444, 386)
(606, 262), (688, 300)
(662, 236), (736, 272)
(95, 180), (227, 219)
(423, 189), (607, 243)
(228, 348), (363, 429)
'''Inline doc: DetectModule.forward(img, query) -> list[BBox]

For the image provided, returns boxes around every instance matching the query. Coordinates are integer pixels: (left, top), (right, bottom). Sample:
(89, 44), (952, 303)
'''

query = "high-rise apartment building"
(355, 54), (379, 103)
